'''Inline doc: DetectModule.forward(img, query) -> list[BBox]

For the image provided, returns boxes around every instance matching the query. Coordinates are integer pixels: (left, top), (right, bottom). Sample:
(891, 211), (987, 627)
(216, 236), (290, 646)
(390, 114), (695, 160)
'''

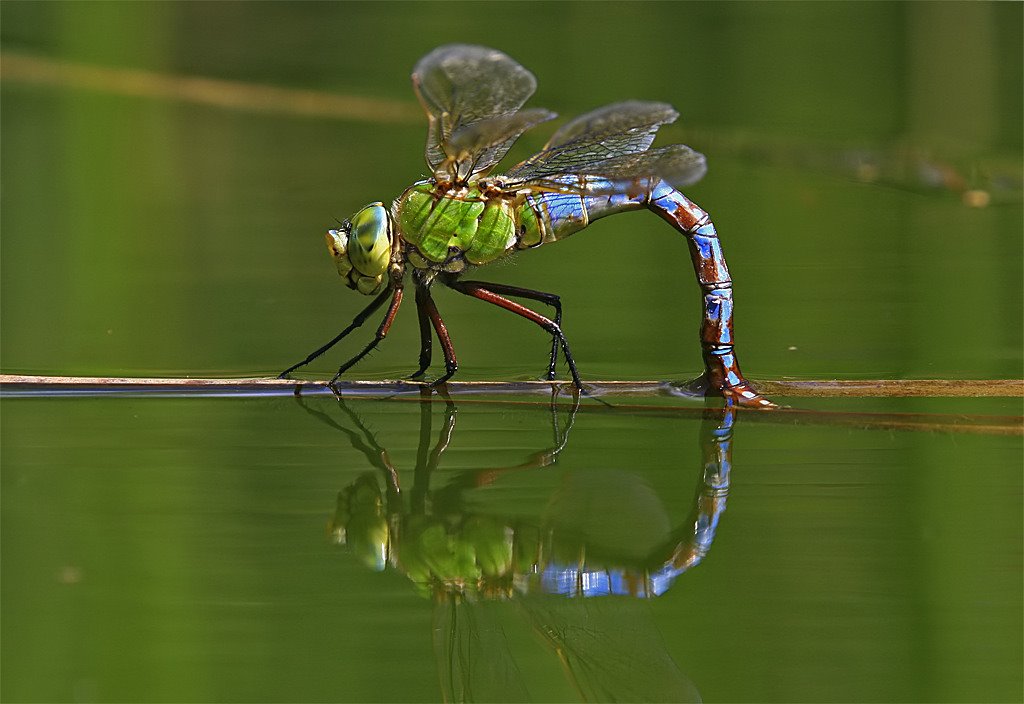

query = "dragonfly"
(281, 44), (772, 408)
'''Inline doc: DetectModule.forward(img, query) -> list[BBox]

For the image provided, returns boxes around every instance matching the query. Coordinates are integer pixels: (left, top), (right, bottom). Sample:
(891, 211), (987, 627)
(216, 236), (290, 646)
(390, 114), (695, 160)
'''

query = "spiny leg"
(411, 395), (433, 513)
(294, 393), (402, 495)
(447, 280), (583, 391)
(329, 287), (405, 385)
(279, 288), (392, 378)
(547, 386), (580, 456)
(456, 279), (563, 380)
(467, 395), (579, 489)
(428, 401), (457, 470)
(416, 284), (458, 386)
(409, 286), (433, 379)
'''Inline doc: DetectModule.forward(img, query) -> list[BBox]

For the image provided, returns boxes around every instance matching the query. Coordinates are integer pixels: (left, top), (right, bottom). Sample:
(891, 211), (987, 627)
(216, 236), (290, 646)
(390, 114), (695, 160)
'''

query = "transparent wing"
(518, 595), (701, 703)
(503, 101), (679, 183)
(504, 144), (708, 197)
(445, 108), (557, 182)
(412, 44), (546, 180)
(433, 595), (530, 703)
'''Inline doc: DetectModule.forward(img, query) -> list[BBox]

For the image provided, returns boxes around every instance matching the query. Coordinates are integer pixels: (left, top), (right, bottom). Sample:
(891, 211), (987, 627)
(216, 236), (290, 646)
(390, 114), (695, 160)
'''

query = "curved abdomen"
(523, 178), (759, 401)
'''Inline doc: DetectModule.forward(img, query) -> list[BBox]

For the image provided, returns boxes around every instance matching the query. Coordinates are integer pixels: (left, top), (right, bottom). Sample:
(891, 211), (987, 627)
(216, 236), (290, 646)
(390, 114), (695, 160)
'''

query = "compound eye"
(347, 203), (391, 278)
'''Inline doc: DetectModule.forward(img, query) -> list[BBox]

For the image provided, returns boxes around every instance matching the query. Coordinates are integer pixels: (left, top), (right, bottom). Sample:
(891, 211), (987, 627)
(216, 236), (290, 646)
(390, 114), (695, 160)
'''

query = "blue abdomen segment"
(521, 561), (683, 598)
(523, 176), (650, 244)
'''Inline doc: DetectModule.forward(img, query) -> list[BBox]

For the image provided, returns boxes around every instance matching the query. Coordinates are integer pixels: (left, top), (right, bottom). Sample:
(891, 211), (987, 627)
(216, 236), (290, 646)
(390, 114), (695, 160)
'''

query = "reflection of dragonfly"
(281, 44), (771, 408)
(303, 394), (736, 702)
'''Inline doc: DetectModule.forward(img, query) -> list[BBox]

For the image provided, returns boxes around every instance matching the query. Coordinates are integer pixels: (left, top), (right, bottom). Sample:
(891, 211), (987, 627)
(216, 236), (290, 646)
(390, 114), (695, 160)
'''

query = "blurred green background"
(2, 0), (1020, 381)
(2, 2), (1021, 702)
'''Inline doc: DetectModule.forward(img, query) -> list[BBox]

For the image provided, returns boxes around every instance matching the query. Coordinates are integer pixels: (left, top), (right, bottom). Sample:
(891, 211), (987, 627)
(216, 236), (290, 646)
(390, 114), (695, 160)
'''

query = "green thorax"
(393, 181), (528, 272)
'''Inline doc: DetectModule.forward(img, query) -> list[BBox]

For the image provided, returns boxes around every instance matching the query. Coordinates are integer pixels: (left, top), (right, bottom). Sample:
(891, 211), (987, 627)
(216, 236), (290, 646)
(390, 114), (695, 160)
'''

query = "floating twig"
(0, 374), (1020, 398)
(2, 375), (1019, 436)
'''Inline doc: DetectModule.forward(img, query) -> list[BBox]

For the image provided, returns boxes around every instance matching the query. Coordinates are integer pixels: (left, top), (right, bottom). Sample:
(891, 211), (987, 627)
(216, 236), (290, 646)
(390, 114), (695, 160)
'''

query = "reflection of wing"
(519, 595), (701, 703)
(413, 44), (553, 181)
(433, 595), (530, 703)
(503, 101), (681, 183)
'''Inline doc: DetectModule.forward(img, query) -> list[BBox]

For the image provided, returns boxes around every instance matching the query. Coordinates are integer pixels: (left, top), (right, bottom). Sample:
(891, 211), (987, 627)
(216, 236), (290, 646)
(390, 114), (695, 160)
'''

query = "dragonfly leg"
(456, 280), (563, 380)
(415, 284), (459, 386)
(279, 288), (392, 378)
(447, 280), (583, 391)
(329, 287), (405, 385)
(409, 286), (433, 379)
(649, 188), (775, 408)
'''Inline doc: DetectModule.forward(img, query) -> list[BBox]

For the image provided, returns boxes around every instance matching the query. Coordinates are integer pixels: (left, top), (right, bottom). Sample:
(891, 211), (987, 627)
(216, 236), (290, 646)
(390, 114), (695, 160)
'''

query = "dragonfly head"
(325, 202), (394, 295)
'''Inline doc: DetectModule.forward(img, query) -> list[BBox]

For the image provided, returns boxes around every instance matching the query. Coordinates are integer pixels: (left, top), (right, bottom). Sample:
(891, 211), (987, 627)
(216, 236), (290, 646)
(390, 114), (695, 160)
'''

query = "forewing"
(504, 101), (679, 183)
(412, 44), (540, 176)
(446, 108), (557, 181)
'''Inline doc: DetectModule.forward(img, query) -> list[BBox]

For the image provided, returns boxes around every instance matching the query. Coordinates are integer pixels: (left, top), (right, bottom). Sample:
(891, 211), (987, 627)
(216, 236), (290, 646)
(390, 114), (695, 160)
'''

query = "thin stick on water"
(2, 375), (1022, 437)
(1, 374), (1020, 398)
